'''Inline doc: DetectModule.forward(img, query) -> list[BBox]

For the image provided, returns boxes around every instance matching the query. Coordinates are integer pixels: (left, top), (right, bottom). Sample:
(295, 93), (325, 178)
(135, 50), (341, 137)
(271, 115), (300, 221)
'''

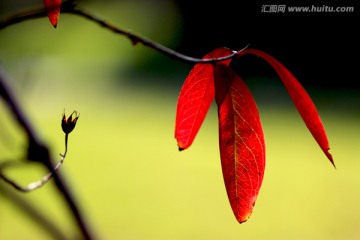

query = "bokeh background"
(0, 0), (359, 239)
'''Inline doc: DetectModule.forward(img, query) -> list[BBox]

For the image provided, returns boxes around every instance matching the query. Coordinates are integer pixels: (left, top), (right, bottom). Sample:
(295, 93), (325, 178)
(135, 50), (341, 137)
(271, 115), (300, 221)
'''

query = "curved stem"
(68, 9), (237, 63)
(0, 4), (238, 64)
(0, 156), (65, 192)
(63, 133), (69, 157)
(0, 133), (69, 192)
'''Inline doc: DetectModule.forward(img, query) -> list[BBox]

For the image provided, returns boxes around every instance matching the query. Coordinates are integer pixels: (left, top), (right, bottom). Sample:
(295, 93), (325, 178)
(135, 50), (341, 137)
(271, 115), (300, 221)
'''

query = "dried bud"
(62, 110), (79, 134)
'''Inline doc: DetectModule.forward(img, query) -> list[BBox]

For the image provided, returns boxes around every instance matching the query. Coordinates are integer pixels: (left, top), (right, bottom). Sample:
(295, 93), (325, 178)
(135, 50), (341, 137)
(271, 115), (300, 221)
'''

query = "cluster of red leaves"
(175, 47), (334, 223)
(43, 0), (62, 28)
(42, 0), (333, 223)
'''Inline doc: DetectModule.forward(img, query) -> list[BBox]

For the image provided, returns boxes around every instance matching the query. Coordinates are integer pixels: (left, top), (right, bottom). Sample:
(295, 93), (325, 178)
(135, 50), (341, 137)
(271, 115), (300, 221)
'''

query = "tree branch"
(0, 2), (238, 64)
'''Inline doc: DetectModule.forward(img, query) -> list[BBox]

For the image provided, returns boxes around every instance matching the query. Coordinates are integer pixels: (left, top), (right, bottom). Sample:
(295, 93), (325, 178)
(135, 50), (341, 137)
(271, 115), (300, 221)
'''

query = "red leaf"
(214, 64), (265, 223)
(43, 0), (62, 28)
(237, 49), (334, 167)
(175, 48), (233, 150)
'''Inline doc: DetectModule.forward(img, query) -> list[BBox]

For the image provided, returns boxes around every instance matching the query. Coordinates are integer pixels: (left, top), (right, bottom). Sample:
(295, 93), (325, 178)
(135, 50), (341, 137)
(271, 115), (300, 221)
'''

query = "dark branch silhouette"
(0, 66), (94, 240)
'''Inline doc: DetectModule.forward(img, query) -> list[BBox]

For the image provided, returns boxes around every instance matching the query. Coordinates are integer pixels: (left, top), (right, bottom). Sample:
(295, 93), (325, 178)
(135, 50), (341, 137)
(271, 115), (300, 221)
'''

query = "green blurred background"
(0, 1), (359, 239)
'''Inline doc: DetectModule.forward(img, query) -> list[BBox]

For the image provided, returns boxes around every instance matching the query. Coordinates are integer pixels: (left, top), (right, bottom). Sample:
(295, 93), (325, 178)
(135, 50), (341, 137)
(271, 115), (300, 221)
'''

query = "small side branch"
(0, 155), (65, 192)
(0, 130), (70, 192)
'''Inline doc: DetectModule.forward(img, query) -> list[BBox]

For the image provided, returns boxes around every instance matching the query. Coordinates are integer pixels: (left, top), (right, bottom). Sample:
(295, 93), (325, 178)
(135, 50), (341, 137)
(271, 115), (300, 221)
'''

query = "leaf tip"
(176, 139), (187, 151)
(325, 149), (336, 169)
(236, 210), (253, 224)
(238, 219), (248, 224)
(43, 0), (61, 28)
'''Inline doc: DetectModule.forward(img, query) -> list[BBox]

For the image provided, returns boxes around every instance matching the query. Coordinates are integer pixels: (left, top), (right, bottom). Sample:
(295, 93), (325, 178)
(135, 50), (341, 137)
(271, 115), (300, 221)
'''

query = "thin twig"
(0, 131), (70, 192)
(68, 8), (238, 63)
(63, 133), (69, 157)
(0, 3), (238, 64)
(0, 155), (64, 192)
